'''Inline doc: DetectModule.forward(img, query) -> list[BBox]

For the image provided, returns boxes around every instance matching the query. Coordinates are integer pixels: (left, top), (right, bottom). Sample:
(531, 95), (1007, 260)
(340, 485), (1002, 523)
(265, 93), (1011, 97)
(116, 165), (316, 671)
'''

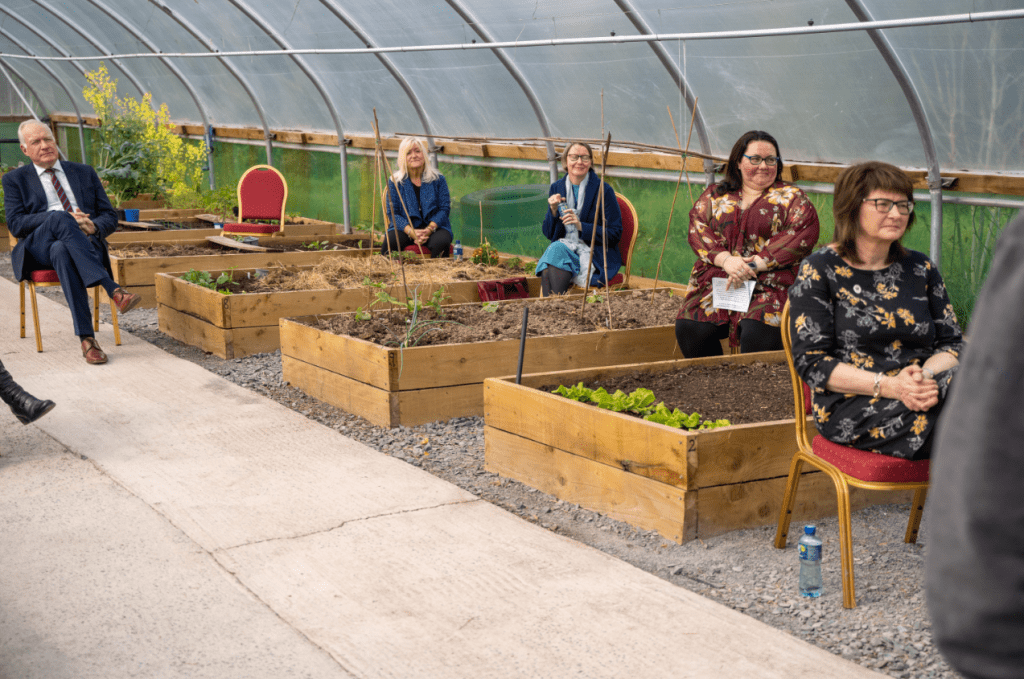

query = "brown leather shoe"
(111, 288), (142, 314)
(81, 337), (108, 365)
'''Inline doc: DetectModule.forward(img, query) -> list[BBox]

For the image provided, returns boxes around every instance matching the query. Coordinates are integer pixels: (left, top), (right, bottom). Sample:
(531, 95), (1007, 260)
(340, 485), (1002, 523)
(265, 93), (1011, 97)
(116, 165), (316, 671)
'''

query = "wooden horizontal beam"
(43, 113), (1024, 196)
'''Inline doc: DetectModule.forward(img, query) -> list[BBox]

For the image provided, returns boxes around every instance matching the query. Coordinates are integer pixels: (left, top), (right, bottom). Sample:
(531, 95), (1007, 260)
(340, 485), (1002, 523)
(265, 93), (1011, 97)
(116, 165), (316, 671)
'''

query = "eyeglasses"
(863, 198), (914, 215)
(567, 154), (591, 163)
(742, 154), (779, 166)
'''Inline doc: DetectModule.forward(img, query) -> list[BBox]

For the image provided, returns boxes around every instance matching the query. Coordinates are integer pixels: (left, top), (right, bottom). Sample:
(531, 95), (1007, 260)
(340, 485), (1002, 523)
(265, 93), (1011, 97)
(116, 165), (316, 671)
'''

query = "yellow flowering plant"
(83, 63), (205, 205)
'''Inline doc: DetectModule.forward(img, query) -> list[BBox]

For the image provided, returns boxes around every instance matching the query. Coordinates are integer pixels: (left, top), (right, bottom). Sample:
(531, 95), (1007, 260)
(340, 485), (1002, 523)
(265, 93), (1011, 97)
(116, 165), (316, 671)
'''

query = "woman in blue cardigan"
(381, 137), (453, 258)
(536, 141), (622, 295)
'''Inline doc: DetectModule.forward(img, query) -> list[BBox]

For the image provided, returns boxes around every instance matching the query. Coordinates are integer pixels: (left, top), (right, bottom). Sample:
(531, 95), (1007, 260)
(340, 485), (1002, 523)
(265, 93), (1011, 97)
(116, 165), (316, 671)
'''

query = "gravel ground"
(7, 264), (961, 679)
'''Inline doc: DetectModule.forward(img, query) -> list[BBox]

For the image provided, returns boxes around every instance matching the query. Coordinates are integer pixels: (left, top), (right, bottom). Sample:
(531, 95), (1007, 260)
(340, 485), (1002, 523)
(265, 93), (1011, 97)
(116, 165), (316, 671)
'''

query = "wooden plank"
(109, 229), (222, 245)
(157, 304), (279, 359)
(394, 383), (486, 425)
(205, 235), (276, 252)
(697, 474), (913, 539)
(485, 425), (696, 544)
(158, 304), (231, 358)
(155, 273), (230, 326)
(282, 355), (394, 428)
(281, 319), (393, 391)
(135, 208), (209, 221)
(485, 380), (694, 489)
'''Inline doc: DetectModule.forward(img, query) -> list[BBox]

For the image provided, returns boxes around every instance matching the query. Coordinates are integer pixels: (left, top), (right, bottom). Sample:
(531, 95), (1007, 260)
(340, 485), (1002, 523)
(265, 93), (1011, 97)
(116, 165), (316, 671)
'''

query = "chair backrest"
(615, 193), (639, 285)
(780, 301), (815, 450)
(237, 164), (287, 225)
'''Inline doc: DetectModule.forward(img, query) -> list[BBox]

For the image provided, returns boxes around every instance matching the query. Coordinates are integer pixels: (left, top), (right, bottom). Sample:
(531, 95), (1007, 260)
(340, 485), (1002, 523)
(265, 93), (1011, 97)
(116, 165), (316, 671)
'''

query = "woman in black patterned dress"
(788, 162), (963, 459)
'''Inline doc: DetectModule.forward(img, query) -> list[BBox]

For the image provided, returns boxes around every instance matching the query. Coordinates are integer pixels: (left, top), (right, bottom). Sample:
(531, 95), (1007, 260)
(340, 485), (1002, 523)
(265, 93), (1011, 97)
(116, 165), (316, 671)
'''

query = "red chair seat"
(606, 272), (623, 286)
(29, 269), (61, 283)
(812, 435), (930, 483)
(223, 222), (281, 235)
(402, 244), (453, 257)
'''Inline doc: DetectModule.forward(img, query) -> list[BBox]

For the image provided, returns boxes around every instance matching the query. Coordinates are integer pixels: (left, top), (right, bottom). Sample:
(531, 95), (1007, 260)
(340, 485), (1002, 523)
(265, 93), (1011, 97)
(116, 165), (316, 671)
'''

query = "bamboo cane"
(651, 101), (699, 298)
(372, 109), (411, 306)
(580, 133), (613, 327)
(479, 200), (484, 250)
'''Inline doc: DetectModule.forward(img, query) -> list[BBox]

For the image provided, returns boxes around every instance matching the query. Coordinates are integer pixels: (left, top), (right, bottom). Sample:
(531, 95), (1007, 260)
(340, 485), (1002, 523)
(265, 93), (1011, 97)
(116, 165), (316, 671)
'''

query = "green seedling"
(481, 301), (500, 313)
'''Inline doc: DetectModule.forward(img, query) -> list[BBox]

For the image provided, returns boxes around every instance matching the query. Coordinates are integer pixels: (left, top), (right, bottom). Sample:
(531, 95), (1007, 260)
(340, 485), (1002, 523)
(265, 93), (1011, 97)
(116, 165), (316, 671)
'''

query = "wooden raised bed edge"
(108, 235), (375, 309)
(157, 268), (545, 360)
(279, 296), (681, 428)
(483, 353), (911, 544)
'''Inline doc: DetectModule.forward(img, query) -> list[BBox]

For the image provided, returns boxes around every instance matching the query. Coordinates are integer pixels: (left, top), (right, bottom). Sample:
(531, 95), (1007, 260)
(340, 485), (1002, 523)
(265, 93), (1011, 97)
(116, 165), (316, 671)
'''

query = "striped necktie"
(46, 168), (73, 212)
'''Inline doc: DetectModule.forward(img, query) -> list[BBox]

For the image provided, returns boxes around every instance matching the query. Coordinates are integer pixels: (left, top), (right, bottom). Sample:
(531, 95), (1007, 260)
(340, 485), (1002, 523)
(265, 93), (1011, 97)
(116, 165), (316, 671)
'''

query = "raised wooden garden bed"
(483, 353), (912, 544)
(109, 234), (374, 308)
(157, 266), (542, 360)
(279, 298), (680, 428)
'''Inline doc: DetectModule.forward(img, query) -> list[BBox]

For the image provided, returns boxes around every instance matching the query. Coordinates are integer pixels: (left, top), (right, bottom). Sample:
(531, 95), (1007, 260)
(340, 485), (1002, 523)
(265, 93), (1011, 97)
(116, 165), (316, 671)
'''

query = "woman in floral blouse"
(789, 161), (963, 459)
(675, 130), (820, 356)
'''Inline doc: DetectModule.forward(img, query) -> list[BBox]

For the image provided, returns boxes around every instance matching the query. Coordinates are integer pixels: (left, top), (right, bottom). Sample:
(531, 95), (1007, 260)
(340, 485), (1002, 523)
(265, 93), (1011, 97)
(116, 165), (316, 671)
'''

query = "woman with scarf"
(536, 141), (622, 296)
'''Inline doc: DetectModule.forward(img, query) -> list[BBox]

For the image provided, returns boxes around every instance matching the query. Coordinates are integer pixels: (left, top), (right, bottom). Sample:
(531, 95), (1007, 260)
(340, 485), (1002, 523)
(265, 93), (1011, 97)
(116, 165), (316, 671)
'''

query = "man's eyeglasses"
(567, 154), (591, 163)
(742, 154), (779, 166)
(863, 198), (914, 215)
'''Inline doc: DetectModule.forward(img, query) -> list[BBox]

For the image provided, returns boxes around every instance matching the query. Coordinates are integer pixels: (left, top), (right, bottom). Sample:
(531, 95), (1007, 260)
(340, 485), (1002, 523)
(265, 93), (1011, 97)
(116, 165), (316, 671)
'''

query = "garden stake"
(580, 132), (613, 329)
(651, 101), (699, 299)
(479, 200), (484, 247)
(516, 305), (529, 385)
(372, 109), (411, 307)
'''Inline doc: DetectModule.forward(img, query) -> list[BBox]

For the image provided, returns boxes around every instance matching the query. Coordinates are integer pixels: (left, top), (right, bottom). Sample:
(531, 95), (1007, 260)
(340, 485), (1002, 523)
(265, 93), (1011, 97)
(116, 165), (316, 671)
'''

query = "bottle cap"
(804, 525), (816, 535)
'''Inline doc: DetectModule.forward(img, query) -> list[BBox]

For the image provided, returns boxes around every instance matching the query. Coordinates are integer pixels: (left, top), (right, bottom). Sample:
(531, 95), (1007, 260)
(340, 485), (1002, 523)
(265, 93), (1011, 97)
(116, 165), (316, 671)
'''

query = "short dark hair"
(832, 161), (915, 265)
(717, 130), (784, 195)
(560, 141), (594, 169)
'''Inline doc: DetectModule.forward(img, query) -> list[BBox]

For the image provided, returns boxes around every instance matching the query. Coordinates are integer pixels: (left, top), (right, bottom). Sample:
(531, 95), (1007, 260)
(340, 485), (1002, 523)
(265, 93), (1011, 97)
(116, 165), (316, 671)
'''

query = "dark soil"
(308, 288), (683, 347)
(545, 361), (794, 425)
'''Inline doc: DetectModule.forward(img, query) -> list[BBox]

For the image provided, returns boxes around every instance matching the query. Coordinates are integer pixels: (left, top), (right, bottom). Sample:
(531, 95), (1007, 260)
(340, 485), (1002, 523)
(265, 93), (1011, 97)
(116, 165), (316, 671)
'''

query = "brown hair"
(717, 130), (784, 195)
(560, 141), (594, 170)
(832, 161), (915, 265)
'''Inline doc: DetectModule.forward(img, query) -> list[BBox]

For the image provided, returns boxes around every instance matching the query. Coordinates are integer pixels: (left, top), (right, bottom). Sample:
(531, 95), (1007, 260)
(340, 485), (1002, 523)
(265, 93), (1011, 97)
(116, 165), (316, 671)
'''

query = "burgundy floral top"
(676, 181), (820, 347)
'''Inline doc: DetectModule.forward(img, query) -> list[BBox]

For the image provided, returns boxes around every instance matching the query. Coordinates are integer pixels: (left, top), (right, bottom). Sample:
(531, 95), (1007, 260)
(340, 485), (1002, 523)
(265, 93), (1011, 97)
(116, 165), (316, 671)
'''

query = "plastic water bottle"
(557, 202), (574, 220)
(453, 240), (463, 261)
(798, 525), (823, 598)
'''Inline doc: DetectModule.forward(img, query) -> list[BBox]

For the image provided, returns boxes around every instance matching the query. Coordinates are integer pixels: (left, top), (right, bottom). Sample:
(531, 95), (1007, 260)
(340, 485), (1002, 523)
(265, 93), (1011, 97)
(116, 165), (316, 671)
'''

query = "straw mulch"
(237, 255), (529, 293)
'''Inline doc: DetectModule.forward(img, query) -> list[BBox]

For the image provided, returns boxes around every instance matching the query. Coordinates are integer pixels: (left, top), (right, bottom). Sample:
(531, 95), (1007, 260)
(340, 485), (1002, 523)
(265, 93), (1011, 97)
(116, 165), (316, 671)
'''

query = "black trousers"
(381, 228), (453, 258)
(674, 318), (782, 358)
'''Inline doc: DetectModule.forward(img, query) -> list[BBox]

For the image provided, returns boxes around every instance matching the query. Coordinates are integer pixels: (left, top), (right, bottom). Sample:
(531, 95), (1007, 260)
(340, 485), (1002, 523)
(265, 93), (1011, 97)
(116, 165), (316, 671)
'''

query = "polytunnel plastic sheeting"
(0, 0), (1023, 175)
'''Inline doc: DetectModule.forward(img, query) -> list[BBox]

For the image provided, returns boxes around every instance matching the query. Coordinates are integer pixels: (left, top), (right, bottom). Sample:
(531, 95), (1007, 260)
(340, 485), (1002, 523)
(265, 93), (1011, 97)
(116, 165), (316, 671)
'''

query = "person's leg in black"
(0, 359), (55, 425)
(427, 229), (453, 258)
(380, 228), (414, 256)
(540, 266), (574, 296)
(737, 319), (783, 354)
(674, 318), (728, 358)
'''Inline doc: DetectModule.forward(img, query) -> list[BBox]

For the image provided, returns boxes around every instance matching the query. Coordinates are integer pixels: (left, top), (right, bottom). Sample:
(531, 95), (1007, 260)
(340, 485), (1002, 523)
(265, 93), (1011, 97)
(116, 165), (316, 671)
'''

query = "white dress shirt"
(33, 160), (81, 212)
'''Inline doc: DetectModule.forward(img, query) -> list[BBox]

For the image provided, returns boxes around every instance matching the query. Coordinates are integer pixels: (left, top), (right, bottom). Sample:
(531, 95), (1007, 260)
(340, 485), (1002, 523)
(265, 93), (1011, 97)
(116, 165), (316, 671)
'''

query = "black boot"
(0, 360), (56, 425)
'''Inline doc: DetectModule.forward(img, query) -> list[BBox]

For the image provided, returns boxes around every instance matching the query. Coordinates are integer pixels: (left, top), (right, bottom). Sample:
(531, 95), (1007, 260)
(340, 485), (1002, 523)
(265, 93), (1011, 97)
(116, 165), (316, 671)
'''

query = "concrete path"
(0, 277), (884, 678)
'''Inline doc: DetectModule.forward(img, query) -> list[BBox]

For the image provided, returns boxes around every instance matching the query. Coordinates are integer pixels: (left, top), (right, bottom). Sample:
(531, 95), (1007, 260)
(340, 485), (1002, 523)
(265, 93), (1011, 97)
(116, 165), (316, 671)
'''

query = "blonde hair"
(392, 137), (439, 184)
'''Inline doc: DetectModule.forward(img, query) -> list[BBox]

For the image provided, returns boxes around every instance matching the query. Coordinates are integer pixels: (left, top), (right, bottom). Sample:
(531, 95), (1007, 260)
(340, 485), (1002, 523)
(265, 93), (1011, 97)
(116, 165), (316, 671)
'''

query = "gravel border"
(5, 261), (961, 679)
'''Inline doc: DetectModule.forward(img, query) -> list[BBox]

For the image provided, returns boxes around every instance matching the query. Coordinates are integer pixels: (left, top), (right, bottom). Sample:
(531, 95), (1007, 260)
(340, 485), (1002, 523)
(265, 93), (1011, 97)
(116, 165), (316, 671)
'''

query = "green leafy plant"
(586, 292), (605, 304)
(83, 63), (205, 205)
(471, 239), (500, 266)
(505, 257), (524, 272)
(181, 268), (238, 295)
(481, 301), (500, 313)
(304, 240), (330, 251)
(552, 382), (731, 430)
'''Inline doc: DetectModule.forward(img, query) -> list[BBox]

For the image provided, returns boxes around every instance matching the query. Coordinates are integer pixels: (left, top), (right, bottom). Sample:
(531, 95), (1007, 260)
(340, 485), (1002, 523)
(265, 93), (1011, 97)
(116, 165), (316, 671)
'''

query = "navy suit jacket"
(385, 174), (452, 234)
(542, 169), (623, 285)
(2, 161), (118, 281)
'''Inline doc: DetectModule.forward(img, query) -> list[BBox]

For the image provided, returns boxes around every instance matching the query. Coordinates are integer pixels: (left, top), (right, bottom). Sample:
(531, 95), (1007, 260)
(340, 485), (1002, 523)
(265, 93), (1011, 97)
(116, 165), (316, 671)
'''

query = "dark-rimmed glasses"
(863, 198), (914, 215)
(742, 154), (779, 166)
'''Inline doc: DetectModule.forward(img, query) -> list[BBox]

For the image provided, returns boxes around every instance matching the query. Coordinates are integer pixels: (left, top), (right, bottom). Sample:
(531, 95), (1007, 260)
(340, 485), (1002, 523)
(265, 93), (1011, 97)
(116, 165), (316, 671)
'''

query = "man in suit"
(3, 119), (141, 365)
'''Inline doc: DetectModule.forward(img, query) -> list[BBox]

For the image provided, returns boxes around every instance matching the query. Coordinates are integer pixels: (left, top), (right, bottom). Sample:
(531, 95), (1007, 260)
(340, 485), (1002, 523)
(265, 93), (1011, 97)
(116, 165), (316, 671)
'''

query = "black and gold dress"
(788, 247), (963, 459)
